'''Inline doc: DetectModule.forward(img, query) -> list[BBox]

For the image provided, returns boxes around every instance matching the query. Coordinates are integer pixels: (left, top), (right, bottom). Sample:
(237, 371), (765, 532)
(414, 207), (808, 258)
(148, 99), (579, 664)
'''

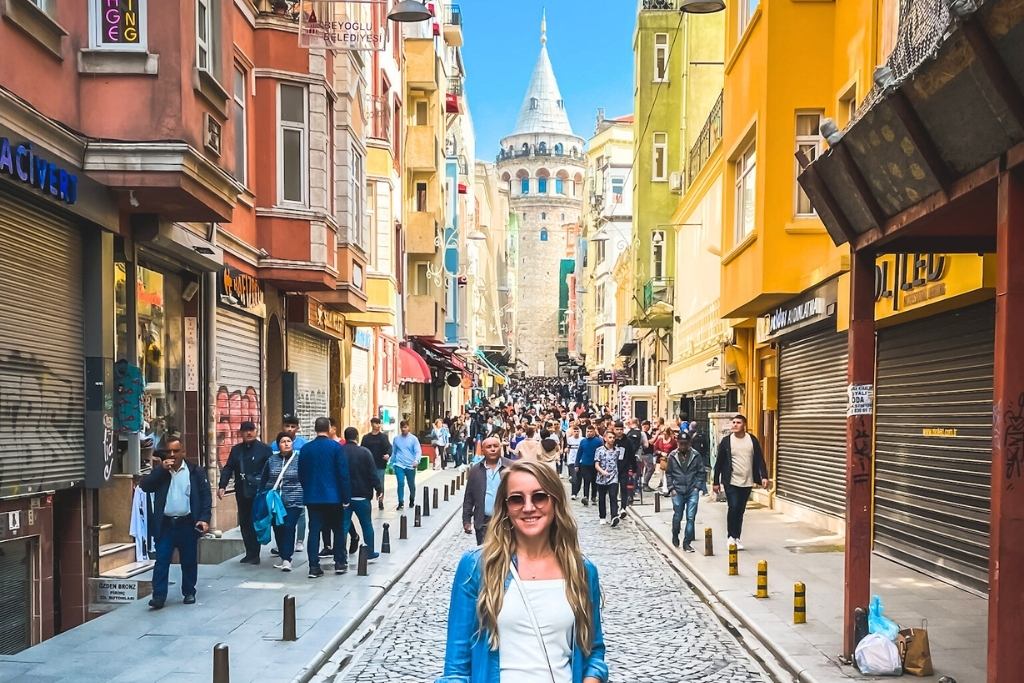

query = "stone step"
(97, 543), (137, 574)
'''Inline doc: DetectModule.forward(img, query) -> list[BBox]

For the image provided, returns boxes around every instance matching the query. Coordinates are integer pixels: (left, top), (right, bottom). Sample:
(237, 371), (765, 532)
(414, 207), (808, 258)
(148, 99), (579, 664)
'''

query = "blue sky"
(460, 0), (637, 161)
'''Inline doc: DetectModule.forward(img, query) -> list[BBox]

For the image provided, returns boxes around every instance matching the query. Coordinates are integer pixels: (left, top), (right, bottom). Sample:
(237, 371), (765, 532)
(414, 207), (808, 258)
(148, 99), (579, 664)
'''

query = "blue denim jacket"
(436, 548), (609, 683)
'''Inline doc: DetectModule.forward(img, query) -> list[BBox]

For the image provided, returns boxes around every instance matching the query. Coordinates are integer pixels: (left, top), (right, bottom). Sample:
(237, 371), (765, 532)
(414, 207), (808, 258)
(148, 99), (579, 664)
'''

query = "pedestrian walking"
(297, 417), (352, 577)
(540, 429), (561, 472)
(615, 419), (642, 516)
(640, 420), (656, 488)
(462, 436), (506, 545)
(575, 423), (602, 504)
(594, 430), (622, 527)
(271, 413), (307, 555)
(360, 417), (392, 510)
(261, 433), (303, 571)
(392, 420), (421, 510)
(712, 414), (769, 550)
(438, 461), (609, 683)
(217, 421), (271, 564)
(342, 427), (382, 561)
(140, 435), (211, 609)
(513, 424), (544, 462)
(666, 432), (706, 551)
(565, 424), (582, 488)
(431, 418), (451, 470)
(451, 417), (468, 467)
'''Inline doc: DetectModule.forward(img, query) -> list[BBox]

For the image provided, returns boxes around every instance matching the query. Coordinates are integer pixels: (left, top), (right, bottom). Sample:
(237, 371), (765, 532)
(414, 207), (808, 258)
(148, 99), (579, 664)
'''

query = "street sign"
(297, 1), (389, 51)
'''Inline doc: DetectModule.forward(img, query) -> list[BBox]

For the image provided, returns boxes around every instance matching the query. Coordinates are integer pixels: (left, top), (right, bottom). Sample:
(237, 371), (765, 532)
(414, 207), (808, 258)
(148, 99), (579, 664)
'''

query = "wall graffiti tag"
(1002, 393), (1024, 490)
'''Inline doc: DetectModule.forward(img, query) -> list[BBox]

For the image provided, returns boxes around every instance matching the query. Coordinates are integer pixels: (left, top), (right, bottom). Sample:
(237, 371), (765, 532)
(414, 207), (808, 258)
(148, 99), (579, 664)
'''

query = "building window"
(414, 262), (430, 295)
(353, 148), (366, 247)
(538, 176), (548, 194)
(839, 86), (857, 127)
(232, 66), (247, 186)
(196, 0), (212, 71)
(651, 230), (665, 279)
(541, 212), (546, 220)
(734, 142), (757, 242)
(278, 83), (308, 205)
(739, 0), (759, 36)
(555, 178), (564, 195)
(652, 132), (668, 182)
(554, 143), (564, 155)
(611, 177), (624, 202)
(415, 100), (428, 126)
(530, 97), (539, 110)
(596, 239), (606, 264)
(654, 33), (669, 82)
(416, 182), (428, 212)
(596, 283), (605, 314)
(595, 334), (605, 364)
(540, 228), (549, 242)
(521, 177), (530, 195)
(795, 111), (823, 216)
(90, 0), (147, 49)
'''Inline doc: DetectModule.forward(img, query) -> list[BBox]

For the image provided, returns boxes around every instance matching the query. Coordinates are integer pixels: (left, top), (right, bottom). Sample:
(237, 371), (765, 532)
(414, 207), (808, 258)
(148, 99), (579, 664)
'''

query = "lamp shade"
(467, 230), (488, 241)
(680, 0), (726, 13)
(388, 0), (432, 22)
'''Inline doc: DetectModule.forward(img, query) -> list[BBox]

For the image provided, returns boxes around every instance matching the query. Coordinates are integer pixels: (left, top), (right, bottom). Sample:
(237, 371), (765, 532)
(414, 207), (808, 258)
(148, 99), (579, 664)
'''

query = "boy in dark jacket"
(342, 427), (383, 560)
(665, 432), (706, 551)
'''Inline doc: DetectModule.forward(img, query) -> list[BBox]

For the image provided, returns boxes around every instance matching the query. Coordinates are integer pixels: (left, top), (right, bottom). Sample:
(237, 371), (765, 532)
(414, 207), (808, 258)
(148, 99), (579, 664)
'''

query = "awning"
(399, 345), (431, 384)
(474, 350), (508, 381)
(416, 339), (465, 372)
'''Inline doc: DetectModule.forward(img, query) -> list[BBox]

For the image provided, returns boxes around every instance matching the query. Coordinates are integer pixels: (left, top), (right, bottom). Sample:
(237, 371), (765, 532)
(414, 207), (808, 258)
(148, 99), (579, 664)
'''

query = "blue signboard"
(0, 137), (78, 205)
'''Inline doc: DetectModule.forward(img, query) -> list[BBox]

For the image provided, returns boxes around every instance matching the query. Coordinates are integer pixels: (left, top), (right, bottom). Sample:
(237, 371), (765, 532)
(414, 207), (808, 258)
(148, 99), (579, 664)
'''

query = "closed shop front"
(215, 269), (265, 466)
(286, 295), (345, 439)
(0, 537), (32, 654)
(762, 281), (847, 520)
(874, 264), (994, 591)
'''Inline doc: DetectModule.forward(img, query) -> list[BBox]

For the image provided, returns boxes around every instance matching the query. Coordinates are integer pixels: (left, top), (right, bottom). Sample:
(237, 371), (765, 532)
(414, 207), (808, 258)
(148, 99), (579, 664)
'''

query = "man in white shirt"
(712, 415), (769, 550)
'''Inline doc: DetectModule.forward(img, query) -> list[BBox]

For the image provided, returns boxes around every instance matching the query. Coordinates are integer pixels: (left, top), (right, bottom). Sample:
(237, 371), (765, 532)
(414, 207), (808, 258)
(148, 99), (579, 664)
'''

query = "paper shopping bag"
(897, 622), (933, 677)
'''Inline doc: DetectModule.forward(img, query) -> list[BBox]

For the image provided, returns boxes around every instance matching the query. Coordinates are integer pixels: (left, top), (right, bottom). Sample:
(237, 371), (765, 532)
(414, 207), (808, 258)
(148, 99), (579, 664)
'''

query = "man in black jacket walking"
(616, 419), (642, 517)
(217, 421), (272, 564)
(712, 415), (769, 550)
(463, 437), (505, 544)
(360, 418), (391, 510)
(342, 427), (383, 560)
(140, 435), (212, 609)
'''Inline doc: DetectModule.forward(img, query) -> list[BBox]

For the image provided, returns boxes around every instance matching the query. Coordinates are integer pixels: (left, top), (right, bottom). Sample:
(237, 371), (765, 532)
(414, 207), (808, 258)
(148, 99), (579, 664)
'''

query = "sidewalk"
(630, 492), (986, 682)
(0, 467), (468, 683)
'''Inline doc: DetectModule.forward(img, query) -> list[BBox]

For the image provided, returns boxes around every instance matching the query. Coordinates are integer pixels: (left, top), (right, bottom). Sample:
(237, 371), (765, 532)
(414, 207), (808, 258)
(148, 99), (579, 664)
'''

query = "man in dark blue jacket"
(298, 417), (352, 577)
(342, 427), (383, 561)
(139, 435), (212, 609)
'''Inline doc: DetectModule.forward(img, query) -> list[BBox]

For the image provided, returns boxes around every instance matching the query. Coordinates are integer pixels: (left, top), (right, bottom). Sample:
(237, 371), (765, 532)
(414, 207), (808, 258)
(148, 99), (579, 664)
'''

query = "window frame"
(89, 0), (148, 51)
(277, 82), (309, 207)
(651, 230), (666, 280)
(196, 0), (213, 72)
(739, 0), (760, 37)
(653, 33), (669, 82)
(232, 65), (247, 186)
(734, 142), (757, 243)
(538, 176), (548, 194)
(520, 177), (530, 195)
(540, 228), (549, 242)
(652, 132), (668, 182)
(352, 147), (366, 247)
(794, 111), (824, 217)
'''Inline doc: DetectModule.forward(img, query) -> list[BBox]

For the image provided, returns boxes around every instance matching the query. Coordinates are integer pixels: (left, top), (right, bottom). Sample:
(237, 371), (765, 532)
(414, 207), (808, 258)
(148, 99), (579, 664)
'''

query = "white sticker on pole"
(847, 383), (874, 417)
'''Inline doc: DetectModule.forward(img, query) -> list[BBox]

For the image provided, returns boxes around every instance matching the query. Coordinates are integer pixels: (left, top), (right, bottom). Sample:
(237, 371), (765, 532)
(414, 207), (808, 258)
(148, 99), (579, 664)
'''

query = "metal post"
(756, 560), (768, 598)
(422, 486), (431, 516)
(414, 505), (422, 527)
(444, 484), (449, 501)
(357, 545), (368, 576)
(399, 515), (408, 539)
(728, 542), (738, 576)
(843, 248), (875, 656)
(704, 527), (713, 556)
(381, 522), (391, 553)
(433, 487), (439, 509)
(991, 166), (1024, 680)
(213, 643), (230, 683)
(283, 595), (296, 641)
(794, 582), (806, 624)
(654, 493), (660, 513)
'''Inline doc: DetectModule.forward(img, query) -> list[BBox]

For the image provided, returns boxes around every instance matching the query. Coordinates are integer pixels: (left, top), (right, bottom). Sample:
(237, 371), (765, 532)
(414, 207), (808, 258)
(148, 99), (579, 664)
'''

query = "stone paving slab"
(0, 468), (467, 683)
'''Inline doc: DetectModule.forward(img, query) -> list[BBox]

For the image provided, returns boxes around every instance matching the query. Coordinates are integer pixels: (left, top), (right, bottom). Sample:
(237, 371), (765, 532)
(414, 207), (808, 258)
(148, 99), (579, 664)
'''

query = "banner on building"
(296, 0), (388, 51)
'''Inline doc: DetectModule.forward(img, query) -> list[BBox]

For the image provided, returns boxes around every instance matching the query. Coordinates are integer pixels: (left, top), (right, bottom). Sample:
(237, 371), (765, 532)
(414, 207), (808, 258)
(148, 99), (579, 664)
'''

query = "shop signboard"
(219, 268), (265, 316)
(757, 280), (838, 343)
(287, 296), (346, 339)
(874, 253), (993, 322)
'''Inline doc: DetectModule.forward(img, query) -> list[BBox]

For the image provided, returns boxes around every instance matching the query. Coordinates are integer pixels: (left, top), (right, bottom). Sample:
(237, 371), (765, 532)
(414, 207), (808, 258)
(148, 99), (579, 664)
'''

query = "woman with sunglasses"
(437, 461), (608, 683)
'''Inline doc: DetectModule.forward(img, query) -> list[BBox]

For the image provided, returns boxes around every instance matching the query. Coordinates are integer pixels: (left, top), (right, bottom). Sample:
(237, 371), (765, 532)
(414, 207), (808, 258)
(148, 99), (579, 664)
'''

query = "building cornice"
(217, 227), (262, 267)
(0, 86), (86, 165)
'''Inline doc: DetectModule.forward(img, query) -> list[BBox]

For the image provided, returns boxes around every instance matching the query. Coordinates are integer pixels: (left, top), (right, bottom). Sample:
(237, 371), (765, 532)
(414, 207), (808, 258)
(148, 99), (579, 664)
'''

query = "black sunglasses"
(506, 491), (552, 508)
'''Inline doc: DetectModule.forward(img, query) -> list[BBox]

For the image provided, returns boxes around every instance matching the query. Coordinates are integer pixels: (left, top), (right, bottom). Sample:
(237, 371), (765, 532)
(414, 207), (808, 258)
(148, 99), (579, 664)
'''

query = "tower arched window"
(555, 178), (564, 194)
(554, 143), (564, 156)
(538, 176), (548, 194)
(521, 177), (530, 194)
(538, 141), (547, 154)
(540, 228), (549, 242)
(530, 97), (539, 110)
(521, 142), (530, 155)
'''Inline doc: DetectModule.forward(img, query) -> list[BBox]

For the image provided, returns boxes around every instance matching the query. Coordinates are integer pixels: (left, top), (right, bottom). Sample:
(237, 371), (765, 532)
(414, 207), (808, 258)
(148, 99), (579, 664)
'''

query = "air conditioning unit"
(669, 171), (683, 193)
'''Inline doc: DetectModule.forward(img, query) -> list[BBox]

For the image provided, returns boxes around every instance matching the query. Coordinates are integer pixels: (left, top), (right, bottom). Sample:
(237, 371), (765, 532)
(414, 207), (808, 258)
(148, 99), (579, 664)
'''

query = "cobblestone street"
(333, 492), (772, 682)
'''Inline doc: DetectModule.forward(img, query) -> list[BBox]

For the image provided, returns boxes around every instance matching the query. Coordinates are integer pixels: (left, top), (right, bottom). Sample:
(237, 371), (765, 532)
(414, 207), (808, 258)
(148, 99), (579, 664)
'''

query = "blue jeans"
(672, 489), (701, 546)
(344, 499), (374, 553)
(375, 468), (386, 499)
(307, 504), (348, 568)
(152, 516), (199, 600)
(454, 443), (467, 466)
(395, 466), (416, 506)
(273, 507), (303, 561)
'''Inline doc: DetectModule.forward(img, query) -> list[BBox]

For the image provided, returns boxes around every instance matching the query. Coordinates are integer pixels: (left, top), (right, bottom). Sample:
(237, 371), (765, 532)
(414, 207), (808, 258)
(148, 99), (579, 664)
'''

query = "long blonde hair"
(477, 461), (594, 653)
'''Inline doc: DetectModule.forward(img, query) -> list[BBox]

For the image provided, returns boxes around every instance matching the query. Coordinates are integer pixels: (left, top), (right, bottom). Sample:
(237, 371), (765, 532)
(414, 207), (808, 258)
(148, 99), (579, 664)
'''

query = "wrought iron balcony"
(642, 0), (678, 9)
(642, 277), (675, 311)
(687, 91), (723, 189)
(447, 4), (462, 25)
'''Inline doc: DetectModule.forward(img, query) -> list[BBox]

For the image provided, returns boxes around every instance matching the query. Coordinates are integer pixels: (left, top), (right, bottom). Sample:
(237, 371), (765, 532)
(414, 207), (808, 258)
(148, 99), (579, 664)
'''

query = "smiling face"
(505, 470), (554, 541)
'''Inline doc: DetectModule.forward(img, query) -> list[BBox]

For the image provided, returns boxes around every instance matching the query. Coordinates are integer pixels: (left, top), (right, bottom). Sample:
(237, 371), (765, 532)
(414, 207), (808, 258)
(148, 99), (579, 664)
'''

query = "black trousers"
(596, 483), (618, 520)
(578, 465), (596, 500)
(474, 516), (491, 545)
(725, 484), (753, 540)
(236, 493), (260, 558)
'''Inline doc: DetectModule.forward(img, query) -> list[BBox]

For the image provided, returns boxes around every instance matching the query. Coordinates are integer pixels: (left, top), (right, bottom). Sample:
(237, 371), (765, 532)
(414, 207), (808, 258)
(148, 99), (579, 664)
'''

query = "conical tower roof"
(511, 12), (574, 136)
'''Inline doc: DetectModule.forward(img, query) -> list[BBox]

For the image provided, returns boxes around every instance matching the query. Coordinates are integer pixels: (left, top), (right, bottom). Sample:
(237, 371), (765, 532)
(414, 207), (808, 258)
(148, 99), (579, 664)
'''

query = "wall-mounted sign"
(874, 253), (993, 321)
(847, 383), (873, 417)
(184, 317), (199, 392)
(288, 296), (346, 339)
(0, 138), (78, 204)
(90, 578), (139, 603)
(98, 0), (141, 45)
(297, 0), (388, 51)
(757, 281), (838, 343)
(219, 268), (265, 315)
(354, 327), (373, 350)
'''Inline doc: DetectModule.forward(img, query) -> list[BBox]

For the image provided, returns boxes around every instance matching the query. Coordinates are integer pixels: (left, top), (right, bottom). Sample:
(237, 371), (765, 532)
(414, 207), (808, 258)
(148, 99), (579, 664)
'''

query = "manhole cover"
(785, 544), (845, 554)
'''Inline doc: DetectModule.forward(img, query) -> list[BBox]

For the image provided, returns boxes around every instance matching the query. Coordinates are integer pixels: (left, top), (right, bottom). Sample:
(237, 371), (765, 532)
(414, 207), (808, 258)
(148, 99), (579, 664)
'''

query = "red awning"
(399, 346), (431, 384)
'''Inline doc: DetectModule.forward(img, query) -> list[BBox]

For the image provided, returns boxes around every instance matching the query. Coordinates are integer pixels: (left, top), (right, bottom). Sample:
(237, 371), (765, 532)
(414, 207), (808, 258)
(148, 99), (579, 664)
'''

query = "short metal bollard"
(414, 505), (422, 527)
(213, 643), (230, 683)
(704, 528), (714, 557)
(381, 522), (392, 553)
(399, 515), (408, 539)
(433, 487), (439, 509)
(357, 545), (368, 576)
(794, 582), (806, 623)
(444, 484), (449, 501)
(654, 493), (661, 513)
(283, 595), (297, 641)
(422, 486), (431, 516)
(728, 542), (738, 576)
(756, 560), (768, 598)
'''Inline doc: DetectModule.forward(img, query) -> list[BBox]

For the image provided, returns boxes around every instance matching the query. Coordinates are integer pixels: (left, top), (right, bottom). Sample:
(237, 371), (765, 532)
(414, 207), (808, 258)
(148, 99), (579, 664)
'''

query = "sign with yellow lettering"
(874, 253), (992, 321)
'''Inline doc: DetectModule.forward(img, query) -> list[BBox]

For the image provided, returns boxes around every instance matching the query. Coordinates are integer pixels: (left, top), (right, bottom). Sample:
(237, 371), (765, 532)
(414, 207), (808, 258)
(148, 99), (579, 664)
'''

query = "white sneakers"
(296, 541), (304, 552)
(274, 560), (292, 572)
(571, 494), (578, 500)
(727, 537), (745, 550)
(599, 519), (608, 526)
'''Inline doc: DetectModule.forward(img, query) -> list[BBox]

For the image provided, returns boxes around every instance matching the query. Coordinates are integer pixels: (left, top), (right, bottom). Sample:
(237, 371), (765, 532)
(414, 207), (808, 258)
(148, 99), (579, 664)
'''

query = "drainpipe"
(204, 222), (219, 522)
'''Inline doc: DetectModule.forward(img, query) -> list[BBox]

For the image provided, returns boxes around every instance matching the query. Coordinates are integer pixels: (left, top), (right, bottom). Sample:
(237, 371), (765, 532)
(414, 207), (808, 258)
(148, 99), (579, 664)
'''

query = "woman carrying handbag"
(260, 433), (304, 572)
(437, 461), (609, 683)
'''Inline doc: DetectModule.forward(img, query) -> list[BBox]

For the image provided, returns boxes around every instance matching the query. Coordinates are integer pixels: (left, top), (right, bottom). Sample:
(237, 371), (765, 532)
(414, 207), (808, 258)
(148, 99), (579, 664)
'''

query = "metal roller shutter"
(874, 301), (993, 593)
(776, 328), (849, 518)
(215, 308), (262, 466)
(0, 195), (84, 496)
(0, 538), (31, 654)
(287, 331), (330, 438)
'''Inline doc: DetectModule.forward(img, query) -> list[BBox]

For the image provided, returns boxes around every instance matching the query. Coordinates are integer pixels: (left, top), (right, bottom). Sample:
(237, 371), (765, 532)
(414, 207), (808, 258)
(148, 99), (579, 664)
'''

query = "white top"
(498, 579), (573, 683)
(729, 434), (755, 487)
(565, 436), (581, 465)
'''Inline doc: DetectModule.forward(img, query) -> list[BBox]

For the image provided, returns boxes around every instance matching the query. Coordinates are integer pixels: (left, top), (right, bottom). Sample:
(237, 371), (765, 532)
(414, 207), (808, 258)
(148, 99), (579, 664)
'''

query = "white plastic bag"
(855, 633), (903, 676)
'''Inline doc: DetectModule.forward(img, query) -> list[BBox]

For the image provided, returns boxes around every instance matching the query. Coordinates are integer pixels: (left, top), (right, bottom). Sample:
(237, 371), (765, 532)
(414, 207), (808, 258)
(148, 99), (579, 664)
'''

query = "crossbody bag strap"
(509, 563), (558, 683)
(273, 454), (295, 491)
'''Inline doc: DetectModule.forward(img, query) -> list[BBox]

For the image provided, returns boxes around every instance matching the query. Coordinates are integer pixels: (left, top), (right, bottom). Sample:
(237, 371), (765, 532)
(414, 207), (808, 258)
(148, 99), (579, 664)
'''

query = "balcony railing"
(496, 145), (584, 163)
(642, 277), (675, 311)
(642, 0), (678, 9)
(368, 95), (391, 142)
(447, 4), (462, 25)
(687, 90), (723, 189)
(448, 78), (464, 96)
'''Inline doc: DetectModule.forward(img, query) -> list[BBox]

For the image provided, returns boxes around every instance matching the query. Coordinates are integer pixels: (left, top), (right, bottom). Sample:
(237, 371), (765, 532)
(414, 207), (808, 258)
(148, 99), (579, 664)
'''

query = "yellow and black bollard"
(728, 542), (738, 576)
(794, 582), (806, 623)
(756, 560), (769, 598)
(704, 527), (714, 556)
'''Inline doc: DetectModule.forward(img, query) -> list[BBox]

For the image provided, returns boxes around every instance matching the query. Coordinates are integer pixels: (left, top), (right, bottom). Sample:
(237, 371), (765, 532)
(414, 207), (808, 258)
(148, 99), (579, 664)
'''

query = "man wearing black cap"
(273, 413), (308, 454)
(218, 422), (272, 564)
